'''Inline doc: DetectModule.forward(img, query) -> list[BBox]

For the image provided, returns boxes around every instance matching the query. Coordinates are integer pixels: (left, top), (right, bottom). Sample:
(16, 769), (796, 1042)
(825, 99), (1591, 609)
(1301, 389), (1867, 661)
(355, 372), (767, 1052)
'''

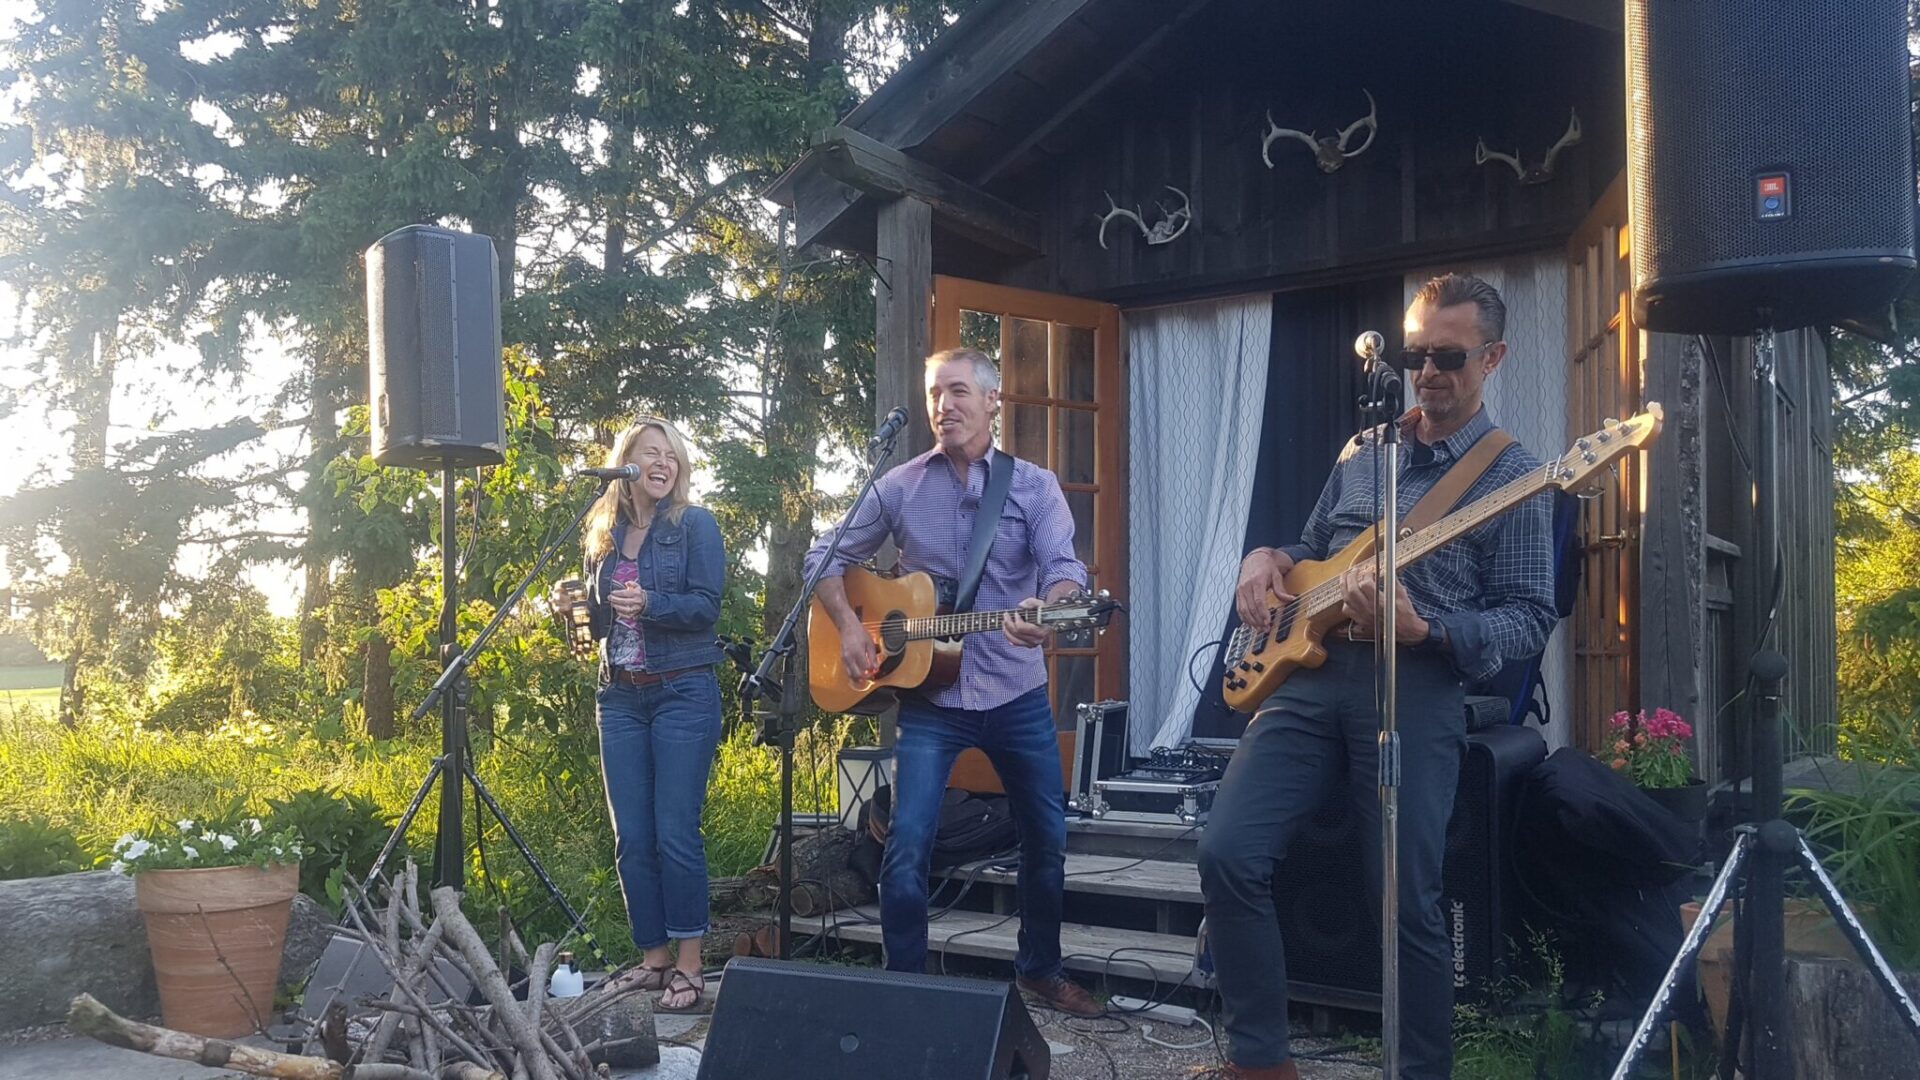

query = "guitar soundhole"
(877, 611), (910, 654)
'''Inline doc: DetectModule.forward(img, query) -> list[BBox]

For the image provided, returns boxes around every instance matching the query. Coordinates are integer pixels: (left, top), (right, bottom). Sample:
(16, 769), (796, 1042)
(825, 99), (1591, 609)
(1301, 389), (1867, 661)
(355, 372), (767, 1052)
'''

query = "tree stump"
(1785, 956), (1920, 1080)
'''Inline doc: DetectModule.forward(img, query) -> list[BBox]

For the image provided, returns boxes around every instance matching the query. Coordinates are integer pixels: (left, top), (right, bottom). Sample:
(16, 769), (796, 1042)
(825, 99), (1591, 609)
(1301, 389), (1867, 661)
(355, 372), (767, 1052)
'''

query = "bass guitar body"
(1221, 527), (1377, 713)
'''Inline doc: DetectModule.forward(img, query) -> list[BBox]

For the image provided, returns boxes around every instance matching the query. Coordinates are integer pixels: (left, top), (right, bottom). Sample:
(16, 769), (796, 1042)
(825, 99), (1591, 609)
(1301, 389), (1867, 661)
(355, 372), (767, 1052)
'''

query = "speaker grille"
(365, 225), (506, 469)
(1626, 0), (1915, 333)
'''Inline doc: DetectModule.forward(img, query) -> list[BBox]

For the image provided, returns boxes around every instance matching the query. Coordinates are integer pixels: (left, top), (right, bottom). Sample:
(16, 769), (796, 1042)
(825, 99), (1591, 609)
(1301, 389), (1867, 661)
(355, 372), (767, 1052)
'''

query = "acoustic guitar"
(1220, 405), (1663, 712)
(808, 566), (1121, 714)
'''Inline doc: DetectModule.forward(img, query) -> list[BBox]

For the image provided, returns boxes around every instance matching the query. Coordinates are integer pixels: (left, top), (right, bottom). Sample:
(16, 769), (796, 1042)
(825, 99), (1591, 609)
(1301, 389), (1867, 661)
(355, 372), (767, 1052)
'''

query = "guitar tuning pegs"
(1604, 416), (1621, 429)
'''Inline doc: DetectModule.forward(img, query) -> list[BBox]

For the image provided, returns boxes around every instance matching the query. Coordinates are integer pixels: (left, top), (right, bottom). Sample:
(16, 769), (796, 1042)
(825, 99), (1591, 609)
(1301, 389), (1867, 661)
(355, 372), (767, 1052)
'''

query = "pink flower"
(1610, 711), (1632, 730)
(1612, 758), (1629, 770)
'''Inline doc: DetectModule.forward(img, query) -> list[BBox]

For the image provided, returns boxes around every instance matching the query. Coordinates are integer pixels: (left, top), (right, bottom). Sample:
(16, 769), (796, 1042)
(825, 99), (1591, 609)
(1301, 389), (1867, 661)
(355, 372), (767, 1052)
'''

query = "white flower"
(182, 844), (198, 859)
(176, 819), (194, 831)
(271, 845), (285, 857)
(201, 830), (217, 843)
(218, 834), (238, 852)
(125, 839), (152, 860)
(114, 833), (137, 852)
(108, 860), (127, 875)
(247, 819), (263, 835)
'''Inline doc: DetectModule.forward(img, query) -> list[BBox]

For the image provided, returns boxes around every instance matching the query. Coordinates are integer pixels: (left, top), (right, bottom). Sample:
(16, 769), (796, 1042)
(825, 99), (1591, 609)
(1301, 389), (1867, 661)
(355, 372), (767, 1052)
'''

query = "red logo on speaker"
(1755, 172), (1792, 221)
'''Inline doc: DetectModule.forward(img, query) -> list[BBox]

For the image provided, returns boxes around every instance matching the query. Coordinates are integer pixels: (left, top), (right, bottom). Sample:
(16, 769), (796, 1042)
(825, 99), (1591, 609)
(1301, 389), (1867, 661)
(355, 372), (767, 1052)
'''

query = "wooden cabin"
(770, 0), (1838, 788)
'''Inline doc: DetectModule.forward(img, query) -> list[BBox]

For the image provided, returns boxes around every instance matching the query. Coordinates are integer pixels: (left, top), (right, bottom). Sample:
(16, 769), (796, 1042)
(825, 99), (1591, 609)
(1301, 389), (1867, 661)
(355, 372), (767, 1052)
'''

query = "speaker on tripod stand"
(1610, 4), (1920, 1076)
(355, 226), (607, 969)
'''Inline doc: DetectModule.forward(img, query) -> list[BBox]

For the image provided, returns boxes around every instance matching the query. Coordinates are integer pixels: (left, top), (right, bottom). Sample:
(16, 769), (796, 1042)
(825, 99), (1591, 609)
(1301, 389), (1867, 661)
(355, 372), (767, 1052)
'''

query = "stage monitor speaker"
(1624, 0), (1915, 335)
(1269, 724), (1546, 1010)
(366, 225), (506, 468)
(696, 958), (1049, 1080)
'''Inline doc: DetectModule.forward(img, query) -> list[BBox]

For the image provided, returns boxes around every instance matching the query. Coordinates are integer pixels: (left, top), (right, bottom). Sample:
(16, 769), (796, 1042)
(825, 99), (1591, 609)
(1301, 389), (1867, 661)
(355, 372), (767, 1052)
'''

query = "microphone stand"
(740, 429), (900, 961)
(1360, 345), (1406, 1078)
(363, 471), (620, 969)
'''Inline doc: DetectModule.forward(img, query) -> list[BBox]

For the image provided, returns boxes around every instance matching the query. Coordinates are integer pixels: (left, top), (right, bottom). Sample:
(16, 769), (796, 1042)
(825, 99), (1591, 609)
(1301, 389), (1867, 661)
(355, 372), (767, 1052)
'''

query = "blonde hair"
(582, 417), (695, 562)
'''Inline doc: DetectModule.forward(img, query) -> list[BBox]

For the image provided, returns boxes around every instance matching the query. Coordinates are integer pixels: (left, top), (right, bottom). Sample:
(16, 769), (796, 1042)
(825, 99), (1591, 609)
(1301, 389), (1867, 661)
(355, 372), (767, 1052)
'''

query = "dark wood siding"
(977, 0), (1623, 305)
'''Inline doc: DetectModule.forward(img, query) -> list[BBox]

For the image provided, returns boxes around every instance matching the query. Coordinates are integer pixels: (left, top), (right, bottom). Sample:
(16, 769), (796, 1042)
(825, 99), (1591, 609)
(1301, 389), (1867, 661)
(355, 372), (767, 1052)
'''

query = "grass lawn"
(0, 665), (60, 717)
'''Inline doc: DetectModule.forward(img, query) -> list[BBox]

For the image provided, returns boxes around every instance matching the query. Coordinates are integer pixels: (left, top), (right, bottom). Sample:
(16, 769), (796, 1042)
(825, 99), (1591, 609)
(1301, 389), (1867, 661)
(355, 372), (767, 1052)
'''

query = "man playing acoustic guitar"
(1198, 274), (1558, 1080)
(804, 347), (1103, 1018)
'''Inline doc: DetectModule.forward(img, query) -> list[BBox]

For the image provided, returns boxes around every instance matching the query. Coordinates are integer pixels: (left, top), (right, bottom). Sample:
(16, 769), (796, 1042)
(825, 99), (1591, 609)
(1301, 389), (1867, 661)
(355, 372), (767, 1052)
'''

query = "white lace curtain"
(1125, 295), (1272, 754)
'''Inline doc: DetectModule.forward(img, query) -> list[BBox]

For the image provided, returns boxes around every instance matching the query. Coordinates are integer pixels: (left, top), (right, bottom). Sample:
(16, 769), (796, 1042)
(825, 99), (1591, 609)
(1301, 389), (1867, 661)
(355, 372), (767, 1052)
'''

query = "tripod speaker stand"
(357, 225), (609, 968)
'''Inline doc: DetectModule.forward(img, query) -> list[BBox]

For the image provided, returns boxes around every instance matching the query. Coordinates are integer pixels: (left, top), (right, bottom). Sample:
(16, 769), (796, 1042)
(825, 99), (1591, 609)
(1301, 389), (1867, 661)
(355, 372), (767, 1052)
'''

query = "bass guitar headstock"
(1549, 403), (1664, 495)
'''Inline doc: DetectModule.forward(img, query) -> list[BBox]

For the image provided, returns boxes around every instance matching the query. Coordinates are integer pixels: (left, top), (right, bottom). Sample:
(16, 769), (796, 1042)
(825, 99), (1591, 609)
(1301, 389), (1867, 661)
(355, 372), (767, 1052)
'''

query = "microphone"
(869, 406), (911, 448)
(575, 464), (641, 481)
(1354, 330), (1385, 362)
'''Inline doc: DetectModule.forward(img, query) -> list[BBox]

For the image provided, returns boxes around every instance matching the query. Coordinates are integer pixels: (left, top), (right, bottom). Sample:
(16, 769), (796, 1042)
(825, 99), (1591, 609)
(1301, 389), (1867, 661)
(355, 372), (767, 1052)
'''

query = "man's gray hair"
(1412, 272), (1507, 344)
(925, 347), (1001, 394)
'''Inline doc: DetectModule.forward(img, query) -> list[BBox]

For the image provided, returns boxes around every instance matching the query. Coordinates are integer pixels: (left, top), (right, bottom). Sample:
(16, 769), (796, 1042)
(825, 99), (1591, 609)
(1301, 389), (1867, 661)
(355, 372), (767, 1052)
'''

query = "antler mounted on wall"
(1262, 89), (1378, 173)
(1475, 108), (1583, 185)
(1096, 186), (1192, 250)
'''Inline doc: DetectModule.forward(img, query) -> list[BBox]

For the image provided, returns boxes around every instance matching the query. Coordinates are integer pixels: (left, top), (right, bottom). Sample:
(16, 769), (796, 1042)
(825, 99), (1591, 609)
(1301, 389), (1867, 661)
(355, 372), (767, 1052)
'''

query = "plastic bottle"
(549, 950), (584, 998)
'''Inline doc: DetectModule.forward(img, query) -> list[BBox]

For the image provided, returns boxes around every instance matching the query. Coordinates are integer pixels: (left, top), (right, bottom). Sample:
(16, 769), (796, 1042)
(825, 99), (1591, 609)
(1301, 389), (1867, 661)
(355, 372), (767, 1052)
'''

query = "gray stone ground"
(0, 970), (1382, 1080)
(0, 1011), (1379, 1080)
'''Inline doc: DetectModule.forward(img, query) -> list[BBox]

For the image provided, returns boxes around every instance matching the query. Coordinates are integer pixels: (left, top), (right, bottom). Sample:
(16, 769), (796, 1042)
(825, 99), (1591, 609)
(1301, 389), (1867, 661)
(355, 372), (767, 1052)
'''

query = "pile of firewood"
(68, 862), (657, 1080)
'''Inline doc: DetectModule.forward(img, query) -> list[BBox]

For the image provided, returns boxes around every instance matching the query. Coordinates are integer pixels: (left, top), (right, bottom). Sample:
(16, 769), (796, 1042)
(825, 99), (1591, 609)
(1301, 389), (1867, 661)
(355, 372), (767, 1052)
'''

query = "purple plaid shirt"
(804, 446), (1088, 711)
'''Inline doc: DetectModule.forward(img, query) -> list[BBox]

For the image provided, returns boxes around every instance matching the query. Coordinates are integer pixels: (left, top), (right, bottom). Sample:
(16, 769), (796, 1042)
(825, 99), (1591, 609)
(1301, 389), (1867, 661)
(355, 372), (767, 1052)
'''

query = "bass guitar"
(808, 565), (1121, 713)
(1220, 405), (1663, 712)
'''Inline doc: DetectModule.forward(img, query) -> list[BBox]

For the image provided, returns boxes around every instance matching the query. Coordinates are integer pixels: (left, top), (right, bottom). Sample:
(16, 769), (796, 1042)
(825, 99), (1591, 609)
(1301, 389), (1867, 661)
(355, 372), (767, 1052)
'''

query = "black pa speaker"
(696, 958), (1049, 1080)
(366, 225), (506, 468)
(1625, 0), (1915, 335)
(1269, 724), (1546, 1009)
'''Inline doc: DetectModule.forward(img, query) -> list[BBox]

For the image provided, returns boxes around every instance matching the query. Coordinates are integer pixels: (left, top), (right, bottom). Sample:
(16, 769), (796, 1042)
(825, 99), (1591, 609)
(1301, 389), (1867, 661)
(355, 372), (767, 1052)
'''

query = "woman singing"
(581, 417), (725, 1012)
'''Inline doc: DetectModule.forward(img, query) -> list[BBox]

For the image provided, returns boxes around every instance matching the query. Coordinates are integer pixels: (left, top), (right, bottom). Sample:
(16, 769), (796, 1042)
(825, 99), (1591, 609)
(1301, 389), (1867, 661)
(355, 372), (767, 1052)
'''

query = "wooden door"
(1564, 173), (1646, 752)
(930, 276), (1124, 792)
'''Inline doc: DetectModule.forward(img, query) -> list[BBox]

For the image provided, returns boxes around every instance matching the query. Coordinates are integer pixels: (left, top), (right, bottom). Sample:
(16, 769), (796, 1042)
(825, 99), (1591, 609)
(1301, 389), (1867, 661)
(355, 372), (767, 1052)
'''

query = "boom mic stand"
(1609, 329), (1920, 1079)
(738, 424), (901, 961)
(363, 468), (620, 969)
(1356, 330), (1406, 1079)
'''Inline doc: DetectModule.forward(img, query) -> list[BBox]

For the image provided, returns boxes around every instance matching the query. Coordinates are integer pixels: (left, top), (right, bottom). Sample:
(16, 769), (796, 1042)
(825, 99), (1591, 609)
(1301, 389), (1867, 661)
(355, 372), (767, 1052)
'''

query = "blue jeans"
(882, 685), (1068, 979)
(596, 669), (723, 949)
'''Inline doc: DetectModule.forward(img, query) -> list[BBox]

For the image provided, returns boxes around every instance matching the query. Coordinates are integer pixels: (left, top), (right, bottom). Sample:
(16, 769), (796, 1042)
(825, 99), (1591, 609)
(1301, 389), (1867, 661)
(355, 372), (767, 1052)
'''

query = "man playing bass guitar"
(803, 347), (1103, 1018)
(1198, 274), (1558, 1080)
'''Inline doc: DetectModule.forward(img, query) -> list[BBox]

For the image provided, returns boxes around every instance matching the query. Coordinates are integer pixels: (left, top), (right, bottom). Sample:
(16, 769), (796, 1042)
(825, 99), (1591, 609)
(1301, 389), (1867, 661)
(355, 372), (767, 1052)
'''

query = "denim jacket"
(585, 500), (725, 683)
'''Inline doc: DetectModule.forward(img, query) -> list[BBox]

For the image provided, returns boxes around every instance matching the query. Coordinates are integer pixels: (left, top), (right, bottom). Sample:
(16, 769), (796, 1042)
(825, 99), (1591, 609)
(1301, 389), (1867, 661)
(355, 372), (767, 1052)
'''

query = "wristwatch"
(1424, 620), (1448, 651)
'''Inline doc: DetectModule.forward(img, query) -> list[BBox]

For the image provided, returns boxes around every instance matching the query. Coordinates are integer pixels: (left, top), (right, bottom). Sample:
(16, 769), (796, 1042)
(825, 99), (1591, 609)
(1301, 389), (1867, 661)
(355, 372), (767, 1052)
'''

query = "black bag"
(846, 786), (1018, 884)
(1512, 748), (1703, 1004)
(931, 788), (1017, 869)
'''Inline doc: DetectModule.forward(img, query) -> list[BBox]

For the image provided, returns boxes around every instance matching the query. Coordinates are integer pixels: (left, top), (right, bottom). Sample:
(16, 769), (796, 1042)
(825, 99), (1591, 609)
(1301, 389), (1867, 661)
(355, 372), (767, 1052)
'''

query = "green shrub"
(0, 815), (90, 880)
(1793, 764), (1920, 969)
(266, 787), (403, 912)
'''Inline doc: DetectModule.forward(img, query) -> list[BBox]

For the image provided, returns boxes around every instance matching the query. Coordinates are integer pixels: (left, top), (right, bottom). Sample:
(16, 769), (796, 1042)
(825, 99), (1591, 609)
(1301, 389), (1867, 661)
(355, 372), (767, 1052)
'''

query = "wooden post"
(875, 195), (934, 466)
(1638, 332), (1708, 774)
(874, 195), (934, 748)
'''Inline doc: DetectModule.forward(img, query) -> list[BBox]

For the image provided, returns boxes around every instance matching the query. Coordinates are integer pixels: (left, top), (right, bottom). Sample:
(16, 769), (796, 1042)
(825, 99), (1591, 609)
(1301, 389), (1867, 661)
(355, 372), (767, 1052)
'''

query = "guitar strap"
(954, 449), (1015, 614)
(1395, 426), (1517, 538)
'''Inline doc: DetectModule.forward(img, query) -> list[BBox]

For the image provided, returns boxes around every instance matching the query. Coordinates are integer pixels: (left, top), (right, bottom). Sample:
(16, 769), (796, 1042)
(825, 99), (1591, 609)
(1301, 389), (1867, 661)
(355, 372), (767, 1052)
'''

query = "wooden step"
(784, 905), (1204, 988)
(936, 853), (1202, 904)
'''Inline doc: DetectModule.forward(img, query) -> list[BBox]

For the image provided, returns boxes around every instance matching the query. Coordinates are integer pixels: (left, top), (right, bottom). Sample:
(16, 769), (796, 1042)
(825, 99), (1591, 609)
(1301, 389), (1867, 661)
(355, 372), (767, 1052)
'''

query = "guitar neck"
(1301, 463), (1557, 618)
(903, 607), (1037, 641)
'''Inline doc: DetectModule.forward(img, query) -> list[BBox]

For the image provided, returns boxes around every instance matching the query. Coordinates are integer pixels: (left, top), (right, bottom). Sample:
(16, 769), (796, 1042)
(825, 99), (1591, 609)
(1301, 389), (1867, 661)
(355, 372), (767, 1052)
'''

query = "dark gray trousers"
(1196, 639), (1466, 1078)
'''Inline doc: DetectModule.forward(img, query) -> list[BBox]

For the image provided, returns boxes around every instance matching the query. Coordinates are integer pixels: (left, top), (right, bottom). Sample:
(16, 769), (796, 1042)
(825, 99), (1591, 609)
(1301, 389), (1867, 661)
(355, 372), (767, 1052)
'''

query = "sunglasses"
(1395, 341), (1499, 372)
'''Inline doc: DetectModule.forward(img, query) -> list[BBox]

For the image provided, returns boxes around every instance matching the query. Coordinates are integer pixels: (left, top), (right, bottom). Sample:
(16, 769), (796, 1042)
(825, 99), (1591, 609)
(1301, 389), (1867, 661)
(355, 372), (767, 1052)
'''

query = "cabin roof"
(766, 0), (1620, 256)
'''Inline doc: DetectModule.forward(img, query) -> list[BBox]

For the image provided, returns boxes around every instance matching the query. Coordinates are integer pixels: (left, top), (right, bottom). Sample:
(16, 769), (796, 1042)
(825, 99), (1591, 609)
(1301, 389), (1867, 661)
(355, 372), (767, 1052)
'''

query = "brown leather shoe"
(1014, 973), (1104, 1017)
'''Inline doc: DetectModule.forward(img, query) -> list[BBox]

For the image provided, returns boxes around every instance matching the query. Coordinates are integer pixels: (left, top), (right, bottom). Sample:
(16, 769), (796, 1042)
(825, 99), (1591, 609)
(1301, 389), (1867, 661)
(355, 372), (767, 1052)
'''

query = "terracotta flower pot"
(134, 862), (300, 1038)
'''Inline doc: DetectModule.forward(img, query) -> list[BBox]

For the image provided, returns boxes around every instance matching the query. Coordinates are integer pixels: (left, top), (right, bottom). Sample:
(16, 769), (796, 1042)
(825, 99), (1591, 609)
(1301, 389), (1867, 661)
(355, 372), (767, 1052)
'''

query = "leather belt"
(608, 665), (700, 688)
(1337, 625), (1379, 644)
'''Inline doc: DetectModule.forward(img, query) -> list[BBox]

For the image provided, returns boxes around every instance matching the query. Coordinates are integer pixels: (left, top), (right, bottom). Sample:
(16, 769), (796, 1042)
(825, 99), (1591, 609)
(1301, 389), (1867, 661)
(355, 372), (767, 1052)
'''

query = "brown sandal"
(656, 969), (706, 1013)
(604, 963), (673, 995)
